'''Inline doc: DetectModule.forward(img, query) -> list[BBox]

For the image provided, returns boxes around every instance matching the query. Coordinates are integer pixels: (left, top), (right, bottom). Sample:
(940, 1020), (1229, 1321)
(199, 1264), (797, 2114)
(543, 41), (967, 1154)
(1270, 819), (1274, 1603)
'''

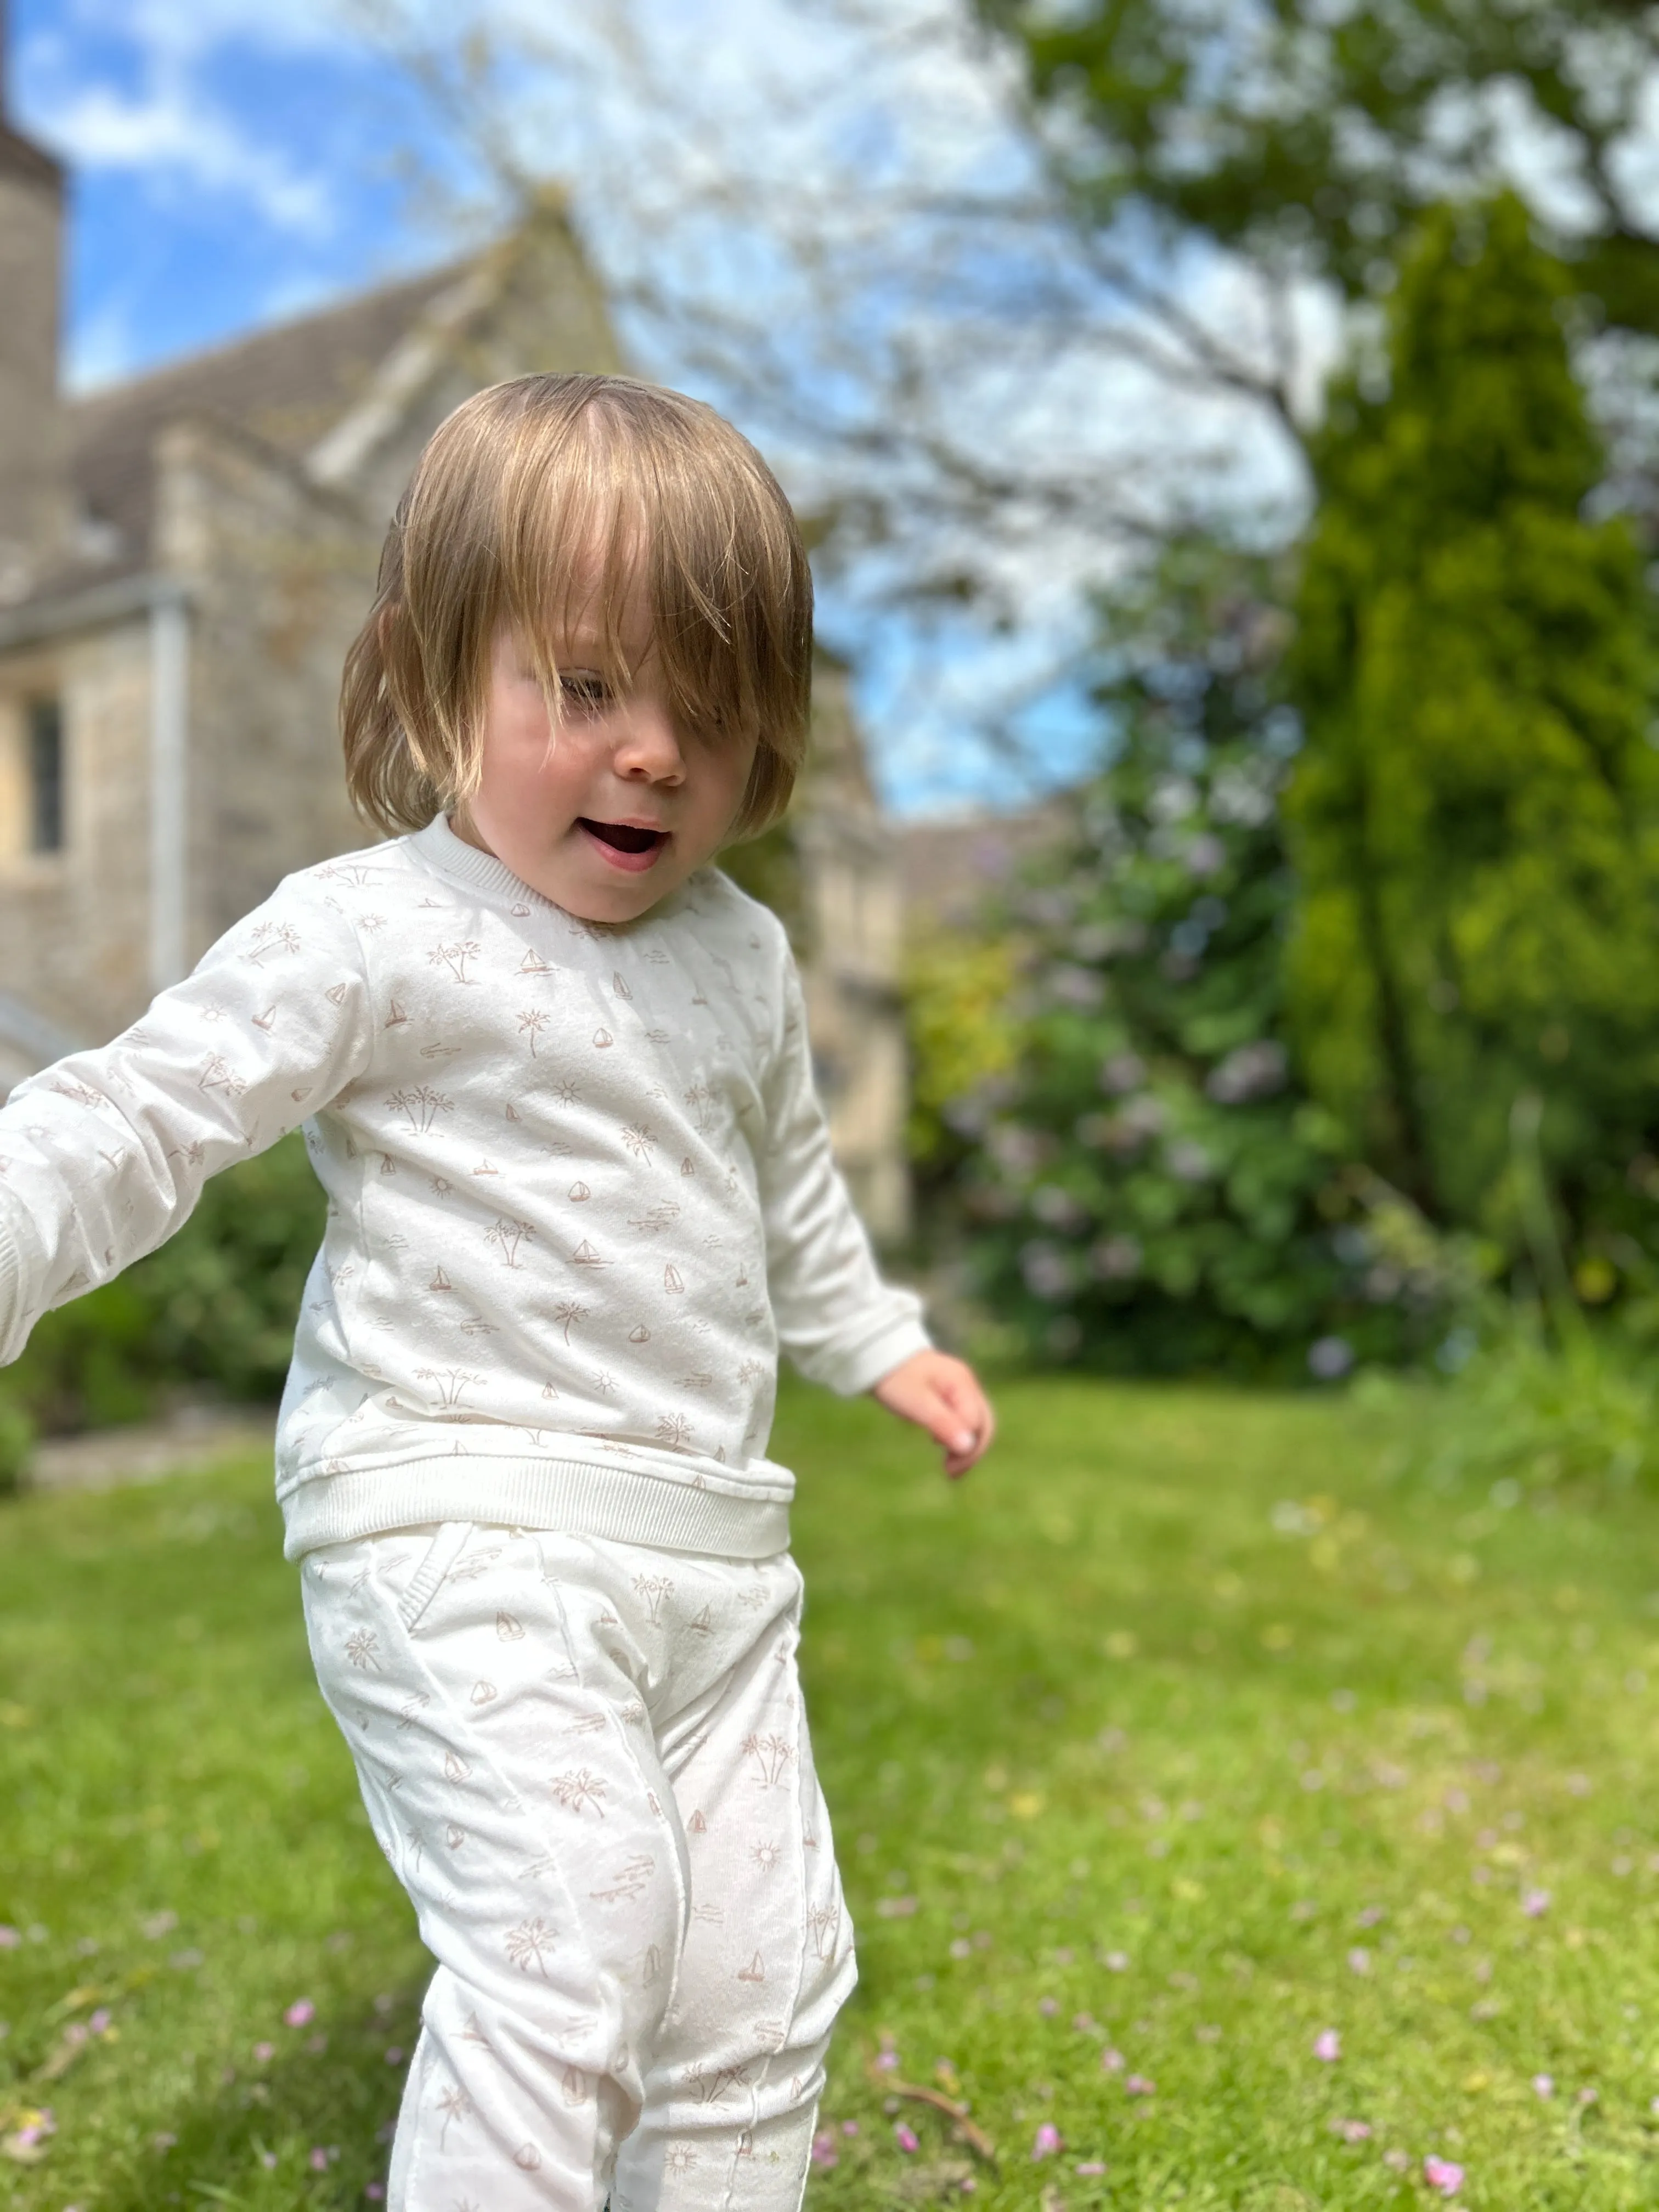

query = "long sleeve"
(0, 876), (374, 1365)
(758, 949), (930, 1396)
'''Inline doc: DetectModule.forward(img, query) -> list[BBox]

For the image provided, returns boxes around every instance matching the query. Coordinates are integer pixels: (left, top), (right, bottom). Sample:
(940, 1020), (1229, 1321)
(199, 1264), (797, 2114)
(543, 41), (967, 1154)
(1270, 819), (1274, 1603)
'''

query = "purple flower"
(811, 2131), (839, 2168)
(895, 2123), (919, 2154)
(310, 2148), (331, 2172)
(1313, 2029), (1341, 2062)
(1347, 1948), (1370, 1975)
(1125, 2074), (1155, 2096)
(1037, 1996), (1059, 2017)
(385, 2047), (404, 2066)
(253, 2042), (275, 2063)
(365, 2188), (385, 2203)
(1032, 2123), (1063, 2160)
(1522, 1888), (1550, 1917)
(842, 2120), (860, 2136)
(87, 2008), (111, 2034)
(876, 2050), (899, 2072)
(1424, 2155), (1465, 2195)
(284, 1999), (315, 2028)
(1533, 2074), (1554, 2098)
(1101, 2048), (1125, 2072)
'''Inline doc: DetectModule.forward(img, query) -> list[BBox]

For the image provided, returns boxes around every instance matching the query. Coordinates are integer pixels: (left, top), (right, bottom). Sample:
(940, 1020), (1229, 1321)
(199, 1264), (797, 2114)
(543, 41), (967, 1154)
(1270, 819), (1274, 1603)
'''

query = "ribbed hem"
(279, 1453), (791, 1564)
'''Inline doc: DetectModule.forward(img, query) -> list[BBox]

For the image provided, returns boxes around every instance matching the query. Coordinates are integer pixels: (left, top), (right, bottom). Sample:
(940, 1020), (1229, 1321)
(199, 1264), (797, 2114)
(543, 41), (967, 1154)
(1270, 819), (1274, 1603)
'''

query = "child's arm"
(0, 878), (373, 1365)
(759, 946), (994, 1477)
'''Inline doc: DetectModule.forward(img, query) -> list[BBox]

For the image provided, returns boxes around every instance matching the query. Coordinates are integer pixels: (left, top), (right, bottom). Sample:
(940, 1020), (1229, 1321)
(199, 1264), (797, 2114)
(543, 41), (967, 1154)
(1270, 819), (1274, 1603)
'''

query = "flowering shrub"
(950, 549), (1481, 1378)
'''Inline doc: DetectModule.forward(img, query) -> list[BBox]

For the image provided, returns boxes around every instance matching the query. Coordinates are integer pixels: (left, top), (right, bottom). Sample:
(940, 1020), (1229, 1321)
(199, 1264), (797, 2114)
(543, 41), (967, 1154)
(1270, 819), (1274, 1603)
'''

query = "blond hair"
(341, 374), (812, 840)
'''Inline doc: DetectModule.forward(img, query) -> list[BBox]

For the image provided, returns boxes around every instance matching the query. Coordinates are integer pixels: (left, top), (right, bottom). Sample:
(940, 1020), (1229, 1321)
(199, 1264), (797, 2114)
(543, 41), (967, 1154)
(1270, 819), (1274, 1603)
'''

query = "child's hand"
(871, 1350), (995, 1479)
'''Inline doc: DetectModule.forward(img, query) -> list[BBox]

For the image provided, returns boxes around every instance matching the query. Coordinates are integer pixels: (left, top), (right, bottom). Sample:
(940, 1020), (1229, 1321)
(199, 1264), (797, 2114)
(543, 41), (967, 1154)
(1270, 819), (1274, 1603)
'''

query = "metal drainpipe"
(147, 586), (190, 994)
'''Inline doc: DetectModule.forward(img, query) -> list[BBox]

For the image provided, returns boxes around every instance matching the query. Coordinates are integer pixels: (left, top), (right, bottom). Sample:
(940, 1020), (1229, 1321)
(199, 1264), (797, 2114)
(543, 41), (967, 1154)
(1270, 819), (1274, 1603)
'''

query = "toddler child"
(0, 372), (993, 2210)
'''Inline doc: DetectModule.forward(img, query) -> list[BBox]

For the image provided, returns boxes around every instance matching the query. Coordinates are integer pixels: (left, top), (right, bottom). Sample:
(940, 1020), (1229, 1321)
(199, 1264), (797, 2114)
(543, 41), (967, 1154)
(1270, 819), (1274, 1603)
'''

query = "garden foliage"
(951, 547), (1480, 1378)
(1286, 194), (1659, 1268)
(0, 1133), (325, 1488)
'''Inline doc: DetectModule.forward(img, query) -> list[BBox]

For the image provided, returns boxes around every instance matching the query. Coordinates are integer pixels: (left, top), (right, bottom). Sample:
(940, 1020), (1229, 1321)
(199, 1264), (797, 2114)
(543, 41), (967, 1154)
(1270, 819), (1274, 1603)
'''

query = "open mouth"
(578, 818), (669, 869)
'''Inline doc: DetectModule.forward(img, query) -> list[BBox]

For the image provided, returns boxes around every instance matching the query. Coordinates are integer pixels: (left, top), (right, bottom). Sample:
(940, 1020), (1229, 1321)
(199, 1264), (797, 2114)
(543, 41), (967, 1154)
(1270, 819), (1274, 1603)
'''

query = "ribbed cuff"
(0, 1199), (36, 1367)
(814, 1311), (934, 1398)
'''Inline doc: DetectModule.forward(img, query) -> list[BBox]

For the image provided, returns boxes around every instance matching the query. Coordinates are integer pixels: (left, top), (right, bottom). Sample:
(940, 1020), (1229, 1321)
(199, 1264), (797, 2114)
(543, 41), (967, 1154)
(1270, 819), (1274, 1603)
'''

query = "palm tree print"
(427, 940), (482, 985)
(549, 1769), (608, 1817)
(437, 2084), (475, 2145)
(387, 1085), (453, 1135)
(552, 1300), (586, 1344)
(622, 1122), (656, 1161)
(656, 1413), (692, 1451)
(414, 1367), (484, 1408)
(345, 1628), (380, 1671)
(741, 1733), (796, 1787)
(517, 1008), (550, 1056)
(633, 1573), (674, 1623)
(808, 1903), (841, 1961)
(485, 1216), (534, 1268)
(504, 1918), (557, 1979)
(198, 1053), (249, 1099)
(247, 921), (302, 963)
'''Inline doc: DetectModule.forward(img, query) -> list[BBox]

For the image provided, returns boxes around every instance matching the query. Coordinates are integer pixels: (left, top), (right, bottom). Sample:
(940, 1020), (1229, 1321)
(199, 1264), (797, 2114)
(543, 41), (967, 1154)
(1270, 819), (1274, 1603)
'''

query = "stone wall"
(0, 617), (154, 1052)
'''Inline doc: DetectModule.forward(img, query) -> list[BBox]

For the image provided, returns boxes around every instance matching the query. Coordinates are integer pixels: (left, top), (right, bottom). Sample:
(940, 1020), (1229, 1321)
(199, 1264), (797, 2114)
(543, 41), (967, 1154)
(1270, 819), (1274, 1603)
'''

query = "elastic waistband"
(279, 1454), (791, 1563)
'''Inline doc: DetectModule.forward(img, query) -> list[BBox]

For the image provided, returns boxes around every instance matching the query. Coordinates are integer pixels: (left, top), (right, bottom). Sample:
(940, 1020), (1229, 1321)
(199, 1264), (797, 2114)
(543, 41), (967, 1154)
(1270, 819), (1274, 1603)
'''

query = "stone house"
(0, 100), (909, 1236)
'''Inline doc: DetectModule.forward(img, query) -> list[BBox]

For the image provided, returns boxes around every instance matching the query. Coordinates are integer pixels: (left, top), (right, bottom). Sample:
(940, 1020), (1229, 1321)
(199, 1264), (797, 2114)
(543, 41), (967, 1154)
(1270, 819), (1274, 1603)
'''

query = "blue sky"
(7, 0), (1120, 813)
(13, 1), (451, 388)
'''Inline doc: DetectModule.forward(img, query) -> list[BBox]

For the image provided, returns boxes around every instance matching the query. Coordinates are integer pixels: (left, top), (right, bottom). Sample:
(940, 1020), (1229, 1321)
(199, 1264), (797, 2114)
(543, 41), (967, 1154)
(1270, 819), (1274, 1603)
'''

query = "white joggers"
(301, 1523), (856, 2211)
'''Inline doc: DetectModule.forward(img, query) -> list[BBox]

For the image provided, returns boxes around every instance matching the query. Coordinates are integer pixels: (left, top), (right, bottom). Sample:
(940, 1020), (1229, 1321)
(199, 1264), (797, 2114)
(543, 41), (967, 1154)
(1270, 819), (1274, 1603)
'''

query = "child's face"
(454, 601), (759, 926)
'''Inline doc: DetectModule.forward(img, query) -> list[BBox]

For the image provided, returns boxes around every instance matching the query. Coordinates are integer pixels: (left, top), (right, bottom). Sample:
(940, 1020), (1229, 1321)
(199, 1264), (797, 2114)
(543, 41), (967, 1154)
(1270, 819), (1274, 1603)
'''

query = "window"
(26, 697), (62, 854)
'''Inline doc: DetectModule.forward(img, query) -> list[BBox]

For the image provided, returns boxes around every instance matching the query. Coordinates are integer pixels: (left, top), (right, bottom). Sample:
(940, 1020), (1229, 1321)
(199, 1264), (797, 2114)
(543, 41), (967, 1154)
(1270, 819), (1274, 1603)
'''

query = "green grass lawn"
(5, 1376), (1659, 2208)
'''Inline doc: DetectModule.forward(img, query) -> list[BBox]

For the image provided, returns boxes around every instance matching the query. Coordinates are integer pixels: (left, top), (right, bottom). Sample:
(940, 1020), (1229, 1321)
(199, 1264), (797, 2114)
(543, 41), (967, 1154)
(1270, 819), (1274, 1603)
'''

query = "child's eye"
(557, 673), (611, 715)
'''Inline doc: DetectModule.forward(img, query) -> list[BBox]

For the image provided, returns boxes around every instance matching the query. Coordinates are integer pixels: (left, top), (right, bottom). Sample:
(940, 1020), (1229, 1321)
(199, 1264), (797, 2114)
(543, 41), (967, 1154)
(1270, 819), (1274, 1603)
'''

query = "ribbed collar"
(410, 814), (545, 906)
(407, 813), (697, 930)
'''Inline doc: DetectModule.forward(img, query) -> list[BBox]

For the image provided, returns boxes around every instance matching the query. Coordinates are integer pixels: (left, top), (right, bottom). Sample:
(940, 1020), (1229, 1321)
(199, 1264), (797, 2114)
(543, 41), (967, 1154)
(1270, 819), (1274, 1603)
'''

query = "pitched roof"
(61, 258), (471, 589)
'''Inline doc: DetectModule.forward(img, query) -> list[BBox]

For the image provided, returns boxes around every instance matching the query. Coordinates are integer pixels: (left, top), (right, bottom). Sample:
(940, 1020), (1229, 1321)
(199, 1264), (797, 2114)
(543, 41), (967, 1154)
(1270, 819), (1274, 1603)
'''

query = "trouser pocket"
(396, 1521), (473, 1633)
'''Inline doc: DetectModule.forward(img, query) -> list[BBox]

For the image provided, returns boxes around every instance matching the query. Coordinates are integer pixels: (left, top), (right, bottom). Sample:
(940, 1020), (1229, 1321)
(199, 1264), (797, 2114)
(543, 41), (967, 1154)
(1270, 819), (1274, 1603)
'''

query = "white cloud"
(33, 79), (333, 233)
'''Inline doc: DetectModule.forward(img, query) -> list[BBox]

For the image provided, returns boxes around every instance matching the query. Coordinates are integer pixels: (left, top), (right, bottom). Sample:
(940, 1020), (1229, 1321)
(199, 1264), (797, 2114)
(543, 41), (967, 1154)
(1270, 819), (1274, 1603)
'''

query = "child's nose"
(613, 702), (685, 783)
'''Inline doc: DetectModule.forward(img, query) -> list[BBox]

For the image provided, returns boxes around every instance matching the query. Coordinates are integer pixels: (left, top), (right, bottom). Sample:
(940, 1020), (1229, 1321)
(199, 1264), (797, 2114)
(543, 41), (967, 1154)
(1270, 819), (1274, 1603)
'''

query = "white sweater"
(0, 818), (929, 1558)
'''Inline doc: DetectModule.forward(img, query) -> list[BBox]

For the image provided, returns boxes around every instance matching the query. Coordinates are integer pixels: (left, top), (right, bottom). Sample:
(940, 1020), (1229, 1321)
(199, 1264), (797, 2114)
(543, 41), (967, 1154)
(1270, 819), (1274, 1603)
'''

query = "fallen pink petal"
(253, 2042), (274, 2063)
(1076, 2160), (1107, 2175)
(895, 2123), (919, 2154)
(1101, 2047), (1125, 2072)
(1424, 2155), (1465, 2194)
(284, 2000), (315, 2028)
(1522, 1889), (1550, 1917)
(1533, 2074), (1554, 2098)
(1313, 2029), (1341, 2062)
(310, 2147), (331, 2172)
(1032, 2123), (1064, 2159)
(811, 2131), (839, 2168)
(1125, 2074), (1155, 2096)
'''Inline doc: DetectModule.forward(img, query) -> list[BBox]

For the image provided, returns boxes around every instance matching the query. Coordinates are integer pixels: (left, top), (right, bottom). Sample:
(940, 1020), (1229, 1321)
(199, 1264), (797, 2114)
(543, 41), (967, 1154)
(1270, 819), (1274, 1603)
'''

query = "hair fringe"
(340, 374), (813, 843)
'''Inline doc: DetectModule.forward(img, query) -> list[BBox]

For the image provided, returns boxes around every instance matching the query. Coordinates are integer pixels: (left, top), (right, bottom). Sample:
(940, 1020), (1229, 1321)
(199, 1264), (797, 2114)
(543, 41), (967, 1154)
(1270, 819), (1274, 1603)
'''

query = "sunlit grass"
(4, 1377), (1659, 2208)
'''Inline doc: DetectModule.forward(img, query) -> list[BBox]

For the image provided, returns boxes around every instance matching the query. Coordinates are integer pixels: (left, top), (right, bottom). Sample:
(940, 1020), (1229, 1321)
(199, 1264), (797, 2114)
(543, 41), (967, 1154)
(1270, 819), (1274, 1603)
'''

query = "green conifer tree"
(1286, 193), (1658, 1266)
